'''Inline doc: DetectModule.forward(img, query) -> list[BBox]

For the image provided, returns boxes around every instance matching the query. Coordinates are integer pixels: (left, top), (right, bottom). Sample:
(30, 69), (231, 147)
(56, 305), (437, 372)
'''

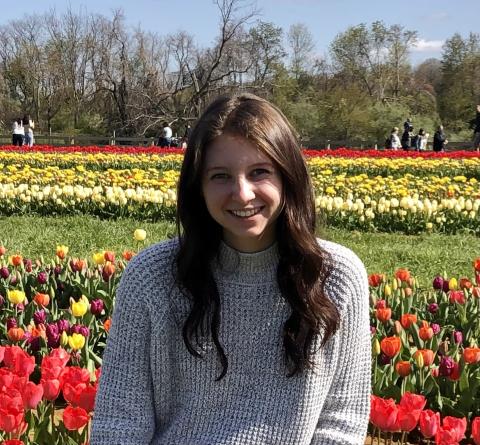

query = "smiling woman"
(90, 93), (371, 445)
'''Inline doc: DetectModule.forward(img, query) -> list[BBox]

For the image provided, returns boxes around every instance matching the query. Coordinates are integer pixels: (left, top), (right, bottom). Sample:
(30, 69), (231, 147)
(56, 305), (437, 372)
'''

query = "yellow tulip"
(61, 331), (69, 346)
(56, 245), (69, 259)
(93, 252), (105, 265)
(133, 229), (147, 241)
(449, 278), (458, 290)
(68, 333), (85, 350)
(7, 289), (26, 305)
(70, 295), (89, 317)
(384, 284), (392, 297)
(372, 338), (381, 356)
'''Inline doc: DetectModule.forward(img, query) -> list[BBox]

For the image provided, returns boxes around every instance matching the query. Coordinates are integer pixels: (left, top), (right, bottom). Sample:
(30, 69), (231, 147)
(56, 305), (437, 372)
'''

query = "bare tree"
(288, 23), (315, 79)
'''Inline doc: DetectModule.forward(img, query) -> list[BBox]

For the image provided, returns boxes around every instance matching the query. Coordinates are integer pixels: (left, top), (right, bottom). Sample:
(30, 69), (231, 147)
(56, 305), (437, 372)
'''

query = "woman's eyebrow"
(206, 162), (274, 173)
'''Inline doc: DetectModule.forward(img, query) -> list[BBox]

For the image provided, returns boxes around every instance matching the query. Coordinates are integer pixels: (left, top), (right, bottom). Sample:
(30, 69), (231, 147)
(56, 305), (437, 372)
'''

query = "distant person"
(433, 125), (448, 152)
(401, 125), (414, 150)
(473, 104), (480, 151)
(385, 127), (401, 150)
(181, 124), (192, 149)
(12, 118), (24, 146)
(417, 129), (429, 151)
(158, 121), (173, 147)
(403, 118), (412, 132)
(22, 114), (35, 147)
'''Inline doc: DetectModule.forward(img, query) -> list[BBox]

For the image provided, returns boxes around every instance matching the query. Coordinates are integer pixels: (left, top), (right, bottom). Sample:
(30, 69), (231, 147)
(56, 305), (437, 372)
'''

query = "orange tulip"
(7, 327), (25, 342)
(419, 321), (434, 341)
(415, 349), (435, 367)
(0, 245), (6, 256)
(122, 250), (135, 261)
(473, 287), (480, 298)
(474, 258), (480, 272)
(459, 277), (473, 290)
(463, 347), (480, 364)
(395, 361), (411, 377)
(395, 268), (411, 282)
(376, 308), (392, 323)
(381, 336), (402, 358)
(401, 313), (417, 329)
(34, 292), (50, 307)
(103, 318), (111, 332)
(10, 254), (23, 267)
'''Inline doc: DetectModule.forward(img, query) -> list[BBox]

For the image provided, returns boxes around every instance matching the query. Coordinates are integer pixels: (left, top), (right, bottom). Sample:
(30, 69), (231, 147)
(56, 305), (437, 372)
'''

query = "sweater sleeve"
(90, 256), (156, 445)
(310, 250), (371, 445)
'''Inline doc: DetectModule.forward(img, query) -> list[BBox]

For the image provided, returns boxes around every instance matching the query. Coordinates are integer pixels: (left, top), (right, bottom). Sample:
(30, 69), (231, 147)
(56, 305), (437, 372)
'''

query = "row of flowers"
(0, 181), (479, 233)
(2, 148), (480, 178)
(3, 145), (480, 159)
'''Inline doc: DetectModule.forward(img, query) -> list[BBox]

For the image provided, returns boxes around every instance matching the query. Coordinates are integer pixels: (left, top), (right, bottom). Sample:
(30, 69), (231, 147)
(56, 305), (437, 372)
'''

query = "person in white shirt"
(158, 121), (173, 147)
(390, 127), (401, 150)
(12, 118), (24, 146)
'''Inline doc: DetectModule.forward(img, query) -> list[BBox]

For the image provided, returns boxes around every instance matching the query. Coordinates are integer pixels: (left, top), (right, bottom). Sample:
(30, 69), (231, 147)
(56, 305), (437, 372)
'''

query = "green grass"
(1, 215), (479, 286)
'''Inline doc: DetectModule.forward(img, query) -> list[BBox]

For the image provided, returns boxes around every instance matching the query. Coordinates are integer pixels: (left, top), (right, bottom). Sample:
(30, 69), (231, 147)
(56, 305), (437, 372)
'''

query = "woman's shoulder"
(121, 237), (179, 288)
(317, 238), (369, 311)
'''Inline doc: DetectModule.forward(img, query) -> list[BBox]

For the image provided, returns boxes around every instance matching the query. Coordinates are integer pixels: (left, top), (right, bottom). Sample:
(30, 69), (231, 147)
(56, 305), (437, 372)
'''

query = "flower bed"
(1, 233), (480, 443)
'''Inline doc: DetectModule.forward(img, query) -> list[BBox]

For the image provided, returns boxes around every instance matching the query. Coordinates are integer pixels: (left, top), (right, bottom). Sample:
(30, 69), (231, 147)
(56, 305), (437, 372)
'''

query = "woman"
(91, 94), (371, 445)
(22, 114), (35, 147)
(433, 125), (448, 152)
(390, 126), (401, 150)
(12, 118), (24, 146)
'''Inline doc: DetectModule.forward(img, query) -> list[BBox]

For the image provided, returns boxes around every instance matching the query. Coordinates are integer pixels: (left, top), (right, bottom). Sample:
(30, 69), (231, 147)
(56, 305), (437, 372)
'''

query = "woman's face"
(202, 133), (283, 253)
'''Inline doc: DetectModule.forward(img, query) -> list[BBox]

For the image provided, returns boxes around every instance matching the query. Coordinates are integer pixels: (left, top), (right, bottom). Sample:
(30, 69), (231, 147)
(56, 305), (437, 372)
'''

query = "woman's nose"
(231, 177), (255, 202)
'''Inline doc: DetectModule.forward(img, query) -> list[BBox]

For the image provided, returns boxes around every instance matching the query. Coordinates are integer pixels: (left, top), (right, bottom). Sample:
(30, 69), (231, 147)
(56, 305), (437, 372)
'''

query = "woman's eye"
(210, 173), (229, 181)
(251, 168), (270, 178)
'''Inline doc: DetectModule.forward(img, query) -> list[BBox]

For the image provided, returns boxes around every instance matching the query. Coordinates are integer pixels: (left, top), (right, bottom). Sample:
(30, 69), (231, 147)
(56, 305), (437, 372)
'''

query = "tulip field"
(1, 145), (480, 234)
(1, 145), (480, 444)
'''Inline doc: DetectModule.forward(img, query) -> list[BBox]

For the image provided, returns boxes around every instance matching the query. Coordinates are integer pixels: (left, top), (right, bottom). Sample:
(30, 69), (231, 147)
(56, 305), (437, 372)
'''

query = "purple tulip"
(439, 356), (455, 377)
(370, 326), (377, 335)
(90, 299), (104, 315)
(57, 319), (70, 333)
(27, 336), (41, 352)
(54, 265), (62, 276)
(47, 335), (60, 348)
(432, 276), (444, 290)
(16, 303), (24, 312)
(453, 331), (463, 344)
(6, 317), (17, 330)
(0, 267), (9, 279)
(431, 323), (441, 335)
(79, 326), (90, 337)
(442, 280), (450, 293)
(37, 271), (48, 285)
(23, 258), (32, 272)
(379, 353), (391, 365)
(33, 310), (47, 326)
(46, 323), (59, 339)
(428, 303), (439, 314)
(10, 274), (17, 285)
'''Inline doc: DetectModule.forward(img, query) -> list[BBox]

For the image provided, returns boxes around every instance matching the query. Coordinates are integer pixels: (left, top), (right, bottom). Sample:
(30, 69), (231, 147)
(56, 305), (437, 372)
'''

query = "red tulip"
(41, 379), (61, 401)
(437, 416), (466, 443)
(449, 362), (461, 381)
(20, 382), (43, 410)
(472, 417), (480, 445)
(397, 406), (421, 432)
(399, 392), (426, 411)
(395, 269), (410, 282)
(419, 409), (440, 439)
(368, 273), (384, 287)
(0, 391), (24, 433)
(449, 290), (466, 304)
(1, 440), (25, 445)
(60, 366), (91, 390)
(62, 405), (89, 431)
(419, 321), (434, 340)
(370, 395), (399, 432)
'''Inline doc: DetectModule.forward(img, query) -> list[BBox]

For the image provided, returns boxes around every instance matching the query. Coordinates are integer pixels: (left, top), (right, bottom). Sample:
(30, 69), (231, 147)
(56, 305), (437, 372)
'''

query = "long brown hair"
(176, 93), (340, 379)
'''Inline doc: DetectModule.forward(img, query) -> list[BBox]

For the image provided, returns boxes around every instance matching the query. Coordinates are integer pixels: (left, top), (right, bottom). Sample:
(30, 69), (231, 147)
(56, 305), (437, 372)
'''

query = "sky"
(0, 0), (477, 65)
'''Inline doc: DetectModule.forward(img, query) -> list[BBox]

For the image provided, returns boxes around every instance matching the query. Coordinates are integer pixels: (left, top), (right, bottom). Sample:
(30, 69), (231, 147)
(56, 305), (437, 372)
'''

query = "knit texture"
(90, 238), (371, 445)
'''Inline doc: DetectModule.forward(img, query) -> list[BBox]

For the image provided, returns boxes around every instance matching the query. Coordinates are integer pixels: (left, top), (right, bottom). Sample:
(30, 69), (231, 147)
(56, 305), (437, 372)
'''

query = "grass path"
(1, 215), (479, 285)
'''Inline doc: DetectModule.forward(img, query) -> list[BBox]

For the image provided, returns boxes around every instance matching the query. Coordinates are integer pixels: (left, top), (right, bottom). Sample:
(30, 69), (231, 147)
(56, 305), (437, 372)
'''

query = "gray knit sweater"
(90, 238), (371, 445)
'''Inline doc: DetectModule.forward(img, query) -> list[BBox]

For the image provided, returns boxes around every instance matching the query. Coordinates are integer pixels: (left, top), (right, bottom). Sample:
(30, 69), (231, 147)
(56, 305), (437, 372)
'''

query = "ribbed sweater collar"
(213, 240), (279, 283)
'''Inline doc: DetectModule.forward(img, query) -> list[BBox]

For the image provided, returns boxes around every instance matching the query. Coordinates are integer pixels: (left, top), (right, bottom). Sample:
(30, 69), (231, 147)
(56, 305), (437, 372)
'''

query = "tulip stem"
(400, 431), (406, 444)
(377, 428), (381, 444)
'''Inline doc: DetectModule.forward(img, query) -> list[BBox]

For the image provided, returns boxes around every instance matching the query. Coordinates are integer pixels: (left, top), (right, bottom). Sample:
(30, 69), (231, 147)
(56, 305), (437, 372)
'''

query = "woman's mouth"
(228, 206), (264, 218)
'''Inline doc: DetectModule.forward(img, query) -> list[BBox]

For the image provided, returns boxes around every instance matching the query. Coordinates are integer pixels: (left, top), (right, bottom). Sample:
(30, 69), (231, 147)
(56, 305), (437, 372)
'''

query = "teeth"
(230, 208), (260, 217)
